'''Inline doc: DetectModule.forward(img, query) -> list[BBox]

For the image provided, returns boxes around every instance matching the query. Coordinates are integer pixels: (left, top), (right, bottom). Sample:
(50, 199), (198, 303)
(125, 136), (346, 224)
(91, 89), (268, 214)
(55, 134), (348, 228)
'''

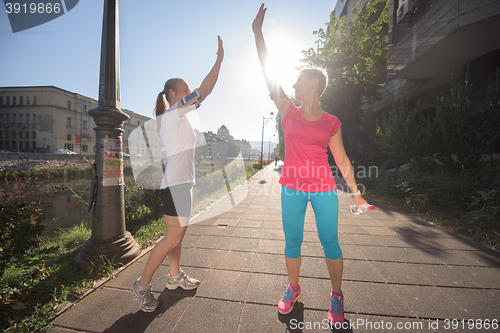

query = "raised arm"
(252, 4), (292, 118)
(198, 35), (224, 103)
(329, 129), (368, 210)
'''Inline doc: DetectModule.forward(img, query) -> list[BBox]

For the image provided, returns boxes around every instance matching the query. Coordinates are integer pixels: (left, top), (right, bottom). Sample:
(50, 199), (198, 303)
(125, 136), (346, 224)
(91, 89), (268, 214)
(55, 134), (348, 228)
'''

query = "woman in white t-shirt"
(131, 36), (224, 312)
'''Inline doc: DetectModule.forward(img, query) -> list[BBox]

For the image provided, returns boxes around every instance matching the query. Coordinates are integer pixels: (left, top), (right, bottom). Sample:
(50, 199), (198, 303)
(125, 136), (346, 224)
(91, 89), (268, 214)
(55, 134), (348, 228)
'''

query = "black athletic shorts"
(160, 183), (193, 217)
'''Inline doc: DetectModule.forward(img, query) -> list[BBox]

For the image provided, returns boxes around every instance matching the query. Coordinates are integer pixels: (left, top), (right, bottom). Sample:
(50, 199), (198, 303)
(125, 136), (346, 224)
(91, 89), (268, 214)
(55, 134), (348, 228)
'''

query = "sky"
(0, 0), (335, 142)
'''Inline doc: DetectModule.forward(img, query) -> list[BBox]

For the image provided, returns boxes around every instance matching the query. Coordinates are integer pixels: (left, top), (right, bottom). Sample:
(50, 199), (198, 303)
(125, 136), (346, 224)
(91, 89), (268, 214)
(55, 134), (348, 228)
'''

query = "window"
(32, 142), (36, 150)
(64, 143), (73, 151)
(0, 96), (2, 105)
(138, 121), (140, 126)
(0, 114), (2, 123)
(67, 134), (71, 141)
(5, 131), (8, 139)
(32, 114), (37, 123)
(25, 114), (29, 124)
(67, 101), (72, 109)
(83, 120), (87, 129)
(66, 118), (71, 127)
(83, 105), (87, 113)
(32, 132), (36, 139)
(12, 96), (16, 105)
(0, 132), (3, 139)
(33, 96), (37, 104)
(19, 142), (22, 150)
(19, 114), (23, 124)
(11, 131), (15, 138)
(26, 96), (30, 105)
(5, 141), (9, 149)
(11, 114), (16, 124)
(18, 132), (22, 139)
(25, 132), (29, 139)
(6, 96), (10, 105)
(19, 96), (23, 105)
(82, 145), (88, 152)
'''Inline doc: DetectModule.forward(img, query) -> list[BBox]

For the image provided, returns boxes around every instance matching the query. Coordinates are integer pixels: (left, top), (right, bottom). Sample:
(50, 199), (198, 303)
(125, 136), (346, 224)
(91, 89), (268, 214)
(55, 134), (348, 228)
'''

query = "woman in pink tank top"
(253, 4), (368, 324)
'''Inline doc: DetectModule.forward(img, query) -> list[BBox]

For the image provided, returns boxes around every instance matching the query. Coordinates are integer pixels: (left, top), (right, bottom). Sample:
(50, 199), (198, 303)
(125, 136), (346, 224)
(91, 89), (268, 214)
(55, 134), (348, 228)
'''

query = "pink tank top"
(279, 103), (341, 192)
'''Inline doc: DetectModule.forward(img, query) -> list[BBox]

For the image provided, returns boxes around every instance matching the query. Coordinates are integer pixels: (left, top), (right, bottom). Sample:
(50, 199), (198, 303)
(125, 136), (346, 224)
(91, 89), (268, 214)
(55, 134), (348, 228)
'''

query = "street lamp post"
(74, 0), (140, 270)
(260, 112), (274, 169)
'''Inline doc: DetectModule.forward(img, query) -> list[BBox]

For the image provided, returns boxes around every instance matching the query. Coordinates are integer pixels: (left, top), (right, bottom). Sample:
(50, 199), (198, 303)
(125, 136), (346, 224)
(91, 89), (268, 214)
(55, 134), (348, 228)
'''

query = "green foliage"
(0, 165), (92, 181)
(376, 92), (433, 171)
(363, 164), (500, 249)
(302, 0), (389, 157)
(275, 113), (285, 158)
(431, 69), (483, 170)
(124, 182), (162, 224)
(480, 68), (500, 160)
(377, 67), (500, 171)
(0, 177), (62, 277)
(1, 222), (92, 332)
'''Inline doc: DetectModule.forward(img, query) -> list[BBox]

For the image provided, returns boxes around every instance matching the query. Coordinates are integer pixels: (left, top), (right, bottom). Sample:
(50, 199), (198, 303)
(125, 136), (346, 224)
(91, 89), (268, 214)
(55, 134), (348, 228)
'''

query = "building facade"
(333, 0), (500, 158)
(0, 86), (151, 155)
(122, 108), (155, 156)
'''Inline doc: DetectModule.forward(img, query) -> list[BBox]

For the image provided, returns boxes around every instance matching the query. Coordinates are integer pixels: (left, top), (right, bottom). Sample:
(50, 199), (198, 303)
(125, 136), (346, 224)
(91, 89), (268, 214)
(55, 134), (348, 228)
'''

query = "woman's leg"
(139, 215), (187, 287)
(166, 216), (189, 277)
(281, 185), (308, 285)
(163, 183), (192, 278)
(325, 257), (343, 293)
(310, 190), (343, 291)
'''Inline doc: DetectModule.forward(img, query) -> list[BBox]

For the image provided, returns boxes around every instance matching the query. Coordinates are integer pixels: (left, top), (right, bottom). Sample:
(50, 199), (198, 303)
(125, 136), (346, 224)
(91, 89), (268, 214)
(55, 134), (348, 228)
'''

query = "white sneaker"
(166, 270), (200, 290)
(131, 279), (159, 312)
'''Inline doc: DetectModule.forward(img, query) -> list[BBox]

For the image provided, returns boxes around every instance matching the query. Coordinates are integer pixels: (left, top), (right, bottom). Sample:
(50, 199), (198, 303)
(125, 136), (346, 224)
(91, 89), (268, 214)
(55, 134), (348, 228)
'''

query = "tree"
(302, 0), (388, 159)
(275, 113), (285, 158)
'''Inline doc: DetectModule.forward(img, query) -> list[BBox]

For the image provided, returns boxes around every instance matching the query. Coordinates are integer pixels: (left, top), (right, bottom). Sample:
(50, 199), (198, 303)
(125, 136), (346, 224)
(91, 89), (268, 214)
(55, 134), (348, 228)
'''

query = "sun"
(264, 23), (311, 96)
(233, 23), (316, 101)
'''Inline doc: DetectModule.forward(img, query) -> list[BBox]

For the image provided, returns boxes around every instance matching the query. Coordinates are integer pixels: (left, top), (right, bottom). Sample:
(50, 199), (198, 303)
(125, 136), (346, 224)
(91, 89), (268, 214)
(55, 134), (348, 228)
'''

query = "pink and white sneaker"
(328, 290), (344, 323)
(278, 284), (301, 314)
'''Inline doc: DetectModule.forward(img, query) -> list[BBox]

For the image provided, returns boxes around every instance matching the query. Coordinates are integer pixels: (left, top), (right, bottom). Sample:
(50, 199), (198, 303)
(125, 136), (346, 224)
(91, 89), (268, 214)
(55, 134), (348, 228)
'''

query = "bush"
(0, 178), (62, 277)
(124, 182), (162, 223)
(363, 165), (500, 248)
(377, 67), (500, 171)
(376, 92), (433, 171)
(430, 69), (483, 170)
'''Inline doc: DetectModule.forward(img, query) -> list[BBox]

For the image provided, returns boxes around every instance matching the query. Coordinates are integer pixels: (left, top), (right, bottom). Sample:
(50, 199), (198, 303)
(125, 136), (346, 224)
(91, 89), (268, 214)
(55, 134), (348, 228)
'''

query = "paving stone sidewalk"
(51, 163), (500, 333)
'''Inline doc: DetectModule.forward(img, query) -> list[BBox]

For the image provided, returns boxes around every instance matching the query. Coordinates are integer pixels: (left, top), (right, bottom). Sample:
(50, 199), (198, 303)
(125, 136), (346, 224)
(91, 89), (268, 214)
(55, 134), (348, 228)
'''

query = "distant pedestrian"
(275, 155), (278, 166)
(253, 4), (368, 324)
(131, 36), (224, 312)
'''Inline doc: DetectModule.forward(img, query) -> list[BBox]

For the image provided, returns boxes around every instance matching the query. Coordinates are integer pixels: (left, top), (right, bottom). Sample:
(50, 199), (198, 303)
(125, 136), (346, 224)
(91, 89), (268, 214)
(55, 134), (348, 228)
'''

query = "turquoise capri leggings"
(281, 185), (342, 260)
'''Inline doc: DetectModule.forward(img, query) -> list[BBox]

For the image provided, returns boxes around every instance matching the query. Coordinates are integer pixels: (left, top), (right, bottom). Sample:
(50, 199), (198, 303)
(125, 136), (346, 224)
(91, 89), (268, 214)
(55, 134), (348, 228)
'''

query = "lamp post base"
(74, 232), (140, 271)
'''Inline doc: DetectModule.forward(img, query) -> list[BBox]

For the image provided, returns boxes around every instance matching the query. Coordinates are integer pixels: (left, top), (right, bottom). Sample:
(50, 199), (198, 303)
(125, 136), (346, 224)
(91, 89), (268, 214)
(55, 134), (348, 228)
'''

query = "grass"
(1, 222), (101, 332)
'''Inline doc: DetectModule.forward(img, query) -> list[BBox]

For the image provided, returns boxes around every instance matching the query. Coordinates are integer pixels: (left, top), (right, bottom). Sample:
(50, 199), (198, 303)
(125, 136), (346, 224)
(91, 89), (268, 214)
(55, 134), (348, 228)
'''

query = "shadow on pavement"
(102, 289), (196, 333)
(278, 301), (305, 333)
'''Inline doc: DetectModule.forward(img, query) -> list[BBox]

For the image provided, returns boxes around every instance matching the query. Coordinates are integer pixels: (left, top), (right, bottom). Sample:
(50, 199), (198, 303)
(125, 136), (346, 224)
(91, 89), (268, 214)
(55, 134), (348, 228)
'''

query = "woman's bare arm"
(253, 4), (292, 119)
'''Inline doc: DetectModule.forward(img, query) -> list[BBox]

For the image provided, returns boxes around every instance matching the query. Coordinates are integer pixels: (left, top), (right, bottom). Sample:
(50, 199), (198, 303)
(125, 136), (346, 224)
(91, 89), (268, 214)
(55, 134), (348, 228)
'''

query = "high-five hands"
(216, 35), (224, 63)
(252, 3), (267, 33)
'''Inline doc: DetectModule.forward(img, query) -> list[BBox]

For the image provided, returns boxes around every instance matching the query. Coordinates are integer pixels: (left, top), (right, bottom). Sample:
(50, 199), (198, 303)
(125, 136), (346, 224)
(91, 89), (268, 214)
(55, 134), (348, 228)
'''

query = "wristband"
(351, 191), (361, 197)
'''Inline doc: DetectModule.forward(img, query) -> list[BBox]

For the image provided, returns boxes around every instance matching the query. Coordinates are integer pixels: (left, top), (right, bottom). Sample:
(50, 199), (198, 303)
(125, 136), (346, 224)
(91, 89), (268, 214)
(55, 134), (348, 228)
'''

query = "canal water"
(42, 172), (135, 235)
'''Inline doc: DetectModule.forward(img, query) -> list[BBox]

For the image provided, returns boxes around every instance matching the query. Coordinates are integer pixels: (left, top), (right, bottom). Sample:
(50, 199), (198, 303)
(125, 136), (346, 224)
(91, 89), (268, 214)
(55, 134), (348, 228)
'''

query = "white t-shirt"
(159, 102), (196, 188)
